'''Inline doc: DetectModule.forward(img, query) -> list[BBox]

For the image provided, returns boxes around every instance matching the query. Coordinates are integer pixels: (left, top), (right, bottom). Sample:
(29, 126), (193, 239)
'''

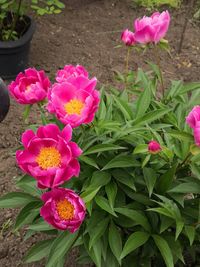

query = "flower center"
(26, 85), (31, 92)
(56, 199), (74, 220)
(64, 99), (84, 115)
(36, 147), (61, 170)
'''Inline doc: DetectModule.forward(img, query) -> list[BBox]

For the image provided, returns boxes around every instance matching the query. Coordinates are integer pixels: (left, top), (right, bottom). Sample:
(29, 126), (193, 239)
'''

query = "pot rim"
(0, 15), (36, 49)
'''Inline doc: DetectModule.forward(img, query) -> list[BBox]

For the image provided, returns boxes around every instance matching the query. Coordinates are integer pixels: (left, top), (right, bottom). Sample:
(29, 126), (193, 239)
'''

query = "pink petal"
(21, 129), (35, 148)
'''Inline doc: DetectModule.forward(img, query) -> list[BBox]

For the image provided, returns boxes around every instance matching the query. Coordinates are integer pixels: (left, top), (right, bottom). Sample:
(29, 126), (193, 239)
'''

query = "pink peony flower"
(194, 121), (200, 147)
(148, 140), (161, 154)
(40, 188), (86, 232)
(56, 64), (88, 83)
(8, 68), (50, 104)
(134, 11), (170, 44)
(16, 124), (82, 189)
(47, 76), (100, 128)
(121, 29), (135, 46)
(186, 106), (200, 129)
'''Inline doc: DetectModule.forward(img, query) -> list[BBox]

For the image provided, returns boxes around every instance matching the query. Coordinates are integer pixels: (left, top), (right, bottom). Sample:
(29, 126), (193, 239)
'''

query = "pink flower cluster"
(8, 65), (100, 129)
(121, 11), (170, 46)
(186, 106), (200, 146)
(16, 124), (86, 232)
(10, 65), (100, 233)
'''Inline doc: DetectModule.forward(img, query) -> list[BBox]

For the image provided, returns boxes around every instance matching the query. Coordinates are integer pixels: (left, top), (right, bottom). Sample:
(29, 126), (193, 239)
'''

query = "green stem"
(37, 103), (47, 125)
(153, 45), (165, 98)
(8, 0), (23, 40)
(125, 47), (131, 89)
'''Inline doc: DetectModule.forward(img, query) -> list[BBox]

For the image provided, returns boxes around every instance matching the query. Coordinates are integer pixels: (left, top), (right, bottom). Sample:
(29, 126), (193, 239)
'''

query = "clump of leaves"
(0, 0), (65, 41)
(0, 65), (200, 266)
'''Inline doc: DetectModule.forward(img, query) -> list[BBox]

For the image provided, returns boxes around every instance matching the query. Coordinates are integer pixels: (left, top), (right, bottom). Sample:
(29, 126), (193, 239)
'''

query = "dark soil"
(0, 0), (199, 266)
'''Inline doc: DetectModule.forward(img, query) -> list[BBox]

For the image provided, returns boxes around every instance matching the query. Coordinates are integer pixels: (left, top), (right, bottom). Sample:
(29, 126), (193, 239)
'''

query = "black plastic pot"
(0, 78), (10, 122)
(0, 16), (36, 79)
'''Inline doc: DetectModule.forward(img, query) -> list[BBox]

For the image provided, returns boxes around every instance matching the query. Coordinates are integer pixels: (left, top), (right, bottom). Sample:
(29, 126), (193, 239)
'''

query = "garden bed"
(0, 0), (200, 266)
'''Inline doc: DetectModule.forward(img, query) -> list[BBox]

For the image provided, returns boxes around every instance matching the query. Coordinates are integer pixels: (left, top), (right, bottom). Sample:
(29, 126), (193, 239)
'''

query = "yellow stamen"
(36, 147), (61, 170)
(56, 199), (74, 220)
(64, 99), (84, 115)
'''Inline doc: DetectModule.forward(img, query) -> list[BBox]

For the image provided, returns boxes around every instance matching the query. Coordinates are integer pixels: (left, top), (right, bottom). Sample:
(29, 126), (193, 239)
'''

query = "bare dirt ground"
(0, 0), (199, 266)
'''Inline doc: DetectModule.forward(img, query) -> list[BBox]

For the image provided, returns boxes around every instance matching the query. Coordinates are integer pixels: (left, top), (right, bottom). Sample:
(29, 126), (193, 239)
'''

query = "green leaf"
(115, 208), (151, 232)
(90, 171), (111, 188)
(28, 219), (53, 231)
(105, 181), (117, 208)
(14, 201), (42, 230)
(97, 95), (106, 120)
(135, 85), (152, 118)
(46, 231), (79, 267)
(157, 164), (177, 193)
(112, 169), (136, 191)
(179, 82), (200, 95)
(102, 155), (139, 170)
(113, 95), (133, 120)
(79, 155), (99, 169)
(176, 220), (184, 240)
(23, 239), (53, 263)
(0, 192), (38, 208)
(136, 68), (149, 88)
(84, 144), (125, 156)
(160, 215), (173, 233)
(16, 175), (42, 197)
(133, 109), (170, 126)
(166, 80), (183, 99)
(168, 182), (200, 194)
(184, 226), (195, 246)
(142, 154), (151, 168)
(164, 236), (184, 263)
(89, 217), (109, 249)
(55, 1), (65, 9)
(81, 171), (111, 203)
(81, 187), (100, 203)
(95, 196), (117, 217)
(109, 221), (122, 264)
(133, 144), (148, 154)
(120, 231), (149, 259)
(143, 168), (157, 196)
(147, 207), (173, 218)
(167, 130), (194, 142)
(92, 239), (102, 267)
(152, 235), (174, 267)
(55, 256), (66, 267)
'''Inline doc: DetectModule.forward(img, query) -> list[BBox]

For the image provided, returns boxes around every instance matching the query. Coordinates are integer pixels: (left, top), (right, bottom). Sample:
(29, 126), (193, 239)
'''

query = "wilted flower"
(134, 11), (170, 44)
(8, 68), (50, 104)
(16, 124), (82, 189)
(148, 140), (161, 154)
(40, 188), (86, 232)
(56, 65), (88, 83)
(121, 29), (135, 46)
(186, 106), (200, 129)
(47, 76), (100, 128)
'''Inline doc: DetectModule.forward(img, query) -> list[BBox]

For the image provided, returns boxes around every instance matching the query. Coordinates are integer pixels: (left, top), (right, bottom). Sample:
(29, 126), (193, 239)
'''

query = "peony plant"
(0, 10), (200, 267)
